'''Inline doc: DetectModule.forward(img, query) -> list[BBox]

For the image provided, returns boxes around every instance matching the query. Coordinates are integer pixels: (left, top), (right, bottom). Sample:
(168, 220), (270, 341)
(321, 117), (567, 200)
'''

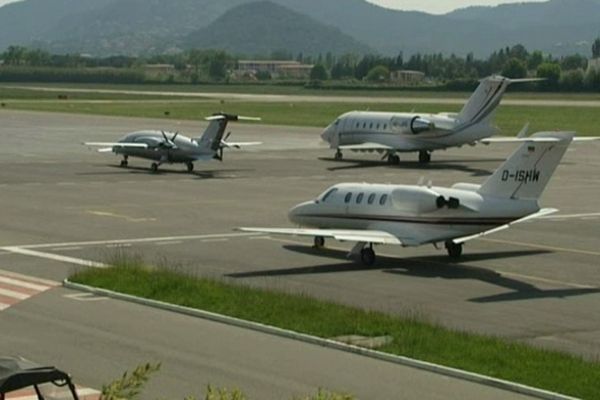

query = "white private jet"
(322, 75), (538, 164)
(84, 113), (261, 173)
(242, 132), (583, 265)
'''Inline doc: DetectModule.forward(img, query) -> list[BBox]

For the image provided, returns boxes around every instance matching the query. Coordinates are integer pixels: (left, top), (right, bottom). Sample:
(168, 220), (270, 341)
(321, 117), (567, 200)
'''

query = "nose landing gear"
(445, 241), (463, 259)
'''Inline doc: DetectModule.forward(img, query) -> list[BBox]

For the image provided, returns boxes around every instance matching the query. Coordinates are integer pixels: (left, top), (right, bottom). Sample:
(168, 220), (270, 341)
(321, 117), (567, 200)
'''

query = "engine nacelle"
(410, 116), (435, 134)
(392, 186), (459, 214)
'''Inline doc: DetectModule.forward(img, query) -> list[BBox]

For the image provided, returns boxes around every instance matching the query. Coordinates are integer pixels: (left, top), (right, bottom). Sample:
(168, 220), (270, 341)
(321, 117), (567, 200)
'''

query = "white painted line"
(0, 276), (49, 291)
(201, 238), (228, 243)
(63, 293), (107, 302)
(0, 270), (59, 286)
(156, 241), (183, 246)
(0, 302), (9, 311)
(4, 232), (259, 250)
(0, 288), (29, 300)
(7, 388), (100, 400)
(51, 246), (83, 251)
(106, 243), (132, 248)
(248, 236), (271, 240)
(1, 247), (107, 268)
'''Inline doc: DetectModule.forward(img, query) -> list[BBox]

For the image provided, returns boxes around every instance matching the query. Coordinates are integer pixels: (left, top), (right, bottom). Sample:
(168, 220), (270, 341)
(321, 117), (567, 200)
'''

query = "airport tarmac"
(0, 109), (599, 397)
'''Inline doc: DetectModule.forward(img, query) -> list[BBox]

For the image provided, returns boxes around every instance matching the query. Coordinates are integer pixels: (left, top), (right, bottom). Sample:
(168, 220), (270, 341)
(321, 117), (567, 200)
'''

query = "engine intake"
(436, 196), (460, 209)
(411, 116), (435, 134)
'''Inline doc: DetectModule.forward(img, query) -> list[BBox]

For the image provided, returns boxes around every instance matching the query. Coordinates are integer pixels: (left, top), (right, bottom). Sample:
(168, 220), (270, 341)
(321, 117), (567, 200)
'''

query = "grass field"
(5, 82), (600, 100)
(70, 261), (600, 400)
(2, 98), (599, 135)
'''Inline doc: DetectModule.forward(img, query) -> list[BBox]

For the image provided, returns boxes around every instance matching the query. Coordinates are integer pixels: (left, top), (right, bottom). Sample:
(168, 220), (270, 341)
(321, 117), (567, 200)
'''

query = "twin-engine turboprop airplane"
(84, 113), (261, 172)
(242, 132), (577, 265)
(321, 75), (538, 164)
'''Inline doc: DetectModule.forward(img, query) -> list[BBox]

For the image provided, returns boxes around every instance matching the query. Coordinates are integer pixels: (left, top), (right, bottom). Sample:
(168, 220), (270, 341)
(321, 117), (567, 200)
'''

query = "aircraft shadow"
(76, 165), (251, 179)
(320, 157), (501, 177)
(228, 244), (600, 303)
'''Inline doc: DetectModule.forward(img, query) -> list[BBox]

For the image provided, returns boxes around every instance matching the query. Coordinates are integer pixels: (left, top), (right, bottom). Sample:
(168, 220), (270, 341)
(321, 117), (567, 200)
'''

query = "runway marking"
(156, 241), (183, 246)
(0, 270), (58, 312)
(5, 386), (100, 400)
(201, 238), (229, 243)
(0, 276), (49, 291)
(0, 287), (29, 300)
(0, 270), (59, 286)
(4, 232), (259, 250)
(479, 238), (600, 257)
(87, 210), (157, 223)
(0, 302), (8, 311)
(0, 247), (107, 268)
(106, 243), (132, 248)
(51, 246), (83, 251)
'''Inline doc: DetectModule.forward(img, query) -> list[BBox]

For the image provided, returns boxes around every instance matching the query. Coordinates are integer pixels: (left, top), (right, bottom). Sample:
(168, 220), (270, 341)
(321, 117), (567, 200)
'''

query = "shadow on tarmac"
(75, 164), (251, 179)
(228, 244), (600, 303)
(320, 157), (500, 177)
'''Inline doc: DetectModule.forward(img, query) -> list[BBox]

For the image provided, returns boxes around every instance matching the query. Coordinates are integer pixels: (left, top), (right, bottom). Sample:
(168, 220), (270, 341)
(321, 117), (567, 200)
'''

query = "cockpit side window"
(321, 188), (338, 202)
(334, 119), (340, 126)
(379, 194), (388, 205)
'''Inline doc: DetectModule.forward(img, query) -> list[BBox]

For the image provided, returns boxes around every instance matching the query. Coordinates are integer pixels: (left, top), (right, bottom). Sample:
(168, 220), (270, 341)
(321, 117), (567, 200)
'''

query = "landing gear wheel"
(419, 151), (431, 164)
(186, 162), (194, 172)
(313, 236), (325, 249)
(334, 150), (343, 161)
(387, 154), (400, 165)
(360, 247), (376, 266)
(445, 241), (463, 259)
(120, 160), (128, 168)
(150, 162), (159, 173)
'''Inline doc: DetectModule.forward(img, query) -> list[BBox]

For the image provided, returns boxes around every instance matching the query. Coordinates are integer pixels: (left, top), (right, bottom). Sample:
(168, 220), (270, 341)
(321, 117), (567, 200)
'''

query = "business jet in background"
(321, 75), (538, 164)
(243, 132), (588, 265)
(84, 113), (261, 173)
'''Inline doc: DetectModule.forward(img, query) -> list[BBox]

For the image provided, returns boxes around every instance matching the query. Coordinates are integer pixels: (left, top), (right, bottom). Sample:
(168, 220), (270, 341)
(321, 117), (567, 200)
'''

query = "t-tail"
(477, 132), (574, 200)
(457, 75), (541, 128)
(196, 113), (261, 160)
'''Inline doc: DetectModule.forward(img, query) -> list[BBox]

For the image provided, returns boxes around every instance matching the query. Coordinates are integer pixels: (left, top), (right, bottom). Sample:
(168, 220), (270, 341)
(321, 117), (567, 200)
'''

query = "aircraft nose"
(321, 125), (334, 143)
(288, 201), (314, 224)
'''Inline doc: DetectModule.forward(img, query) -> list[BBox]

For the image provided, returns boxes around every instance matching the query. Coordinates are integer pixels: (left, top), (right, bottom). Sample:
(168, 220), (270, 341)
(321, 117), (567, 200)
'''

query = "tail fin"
(477, 132), (574, 200)
(457, 75), (512, 125)
(196, 113), (235, 153)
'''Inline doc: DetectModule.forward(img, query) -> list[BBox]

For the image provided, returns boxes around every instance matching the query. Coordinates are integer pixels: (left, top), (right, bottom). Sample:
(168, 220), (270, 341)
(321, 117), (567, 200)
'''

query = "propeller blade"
(224, 131), (232, 141)
(171, 132), (179, 142)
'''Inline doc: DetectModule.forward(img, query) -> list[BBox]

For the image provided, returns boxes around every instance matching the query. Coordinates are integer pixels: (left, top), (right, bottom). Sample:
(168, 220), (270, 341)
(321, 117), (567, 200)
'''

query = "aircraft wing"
(83, 142), (149, 148)
(221, 141), (263, 149)
(481, 136), (600, 144)
(452, 208), (558, 244)
(339, 143), (394, 151)
(239, 227), (403, 245)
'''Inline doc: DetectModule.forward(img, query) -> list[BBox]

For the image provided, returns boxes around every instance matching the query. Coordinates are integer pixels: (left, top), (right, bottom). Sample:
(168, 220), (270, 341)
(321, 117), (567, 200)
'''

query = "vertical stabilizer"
(196, 114), (233, 152)
(457, 75), (512, 125)
(477, 132), (574, 200)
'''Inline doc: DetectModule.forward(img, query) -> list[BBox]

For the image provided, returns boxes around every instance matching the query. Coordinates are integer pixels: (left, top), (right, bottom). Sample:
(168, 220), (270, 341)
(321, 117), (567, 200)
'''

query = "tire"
(186, 162), (194, 172)
(120, 160), (128, 168)
(151, 163), (159, 173)
(445, 241), (463, 259)
(419, 151), (431, 164)
(387, 154), (400, 165)
(334, 150), (343, 161)
(361, 247), (376, 266)
(314, 236), (325, 249)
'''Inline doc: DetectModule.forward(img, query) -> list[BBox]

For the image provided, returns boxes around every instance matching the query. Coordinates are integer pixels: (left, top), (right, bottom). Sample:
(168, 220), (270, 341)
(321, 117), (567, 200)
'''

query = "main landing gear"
(150, 162), (160, 173)
(387, 153), (400, 165)
(445, 240), (463, 259)
(334, 150), (343, 161)
(418, 151), (431, 164)
(186, 162), (194, 172)
(119, 156), (128, 168)
(360, 245), (376, 266)
(313, 236), (325, 249)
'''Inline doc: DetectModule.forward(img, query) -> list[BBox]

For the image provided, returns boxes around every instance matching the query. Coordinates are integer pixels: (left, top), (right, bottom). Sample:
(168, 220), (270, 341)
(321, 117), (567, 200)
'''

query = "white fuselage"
(322, 111), (499, 152)
(289, 183), (539, 246)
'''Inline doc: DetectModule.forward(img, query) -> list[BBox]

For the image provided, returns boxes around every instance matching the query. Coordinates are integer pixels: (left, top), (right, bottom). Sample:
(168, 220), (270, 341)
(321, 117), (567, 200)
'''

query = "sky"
(0, 0), (548, 14)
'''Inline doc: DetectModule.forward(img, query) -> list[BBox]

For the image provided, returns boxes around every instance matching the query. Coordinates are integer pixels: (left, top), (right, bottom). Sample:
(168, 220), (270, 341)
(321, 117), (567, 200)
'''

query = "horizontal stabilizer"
(239, 227), (403, 245)
(453, 208), (558, 244)
(221, 141), (262, 149)
(205, 114), (261, 122)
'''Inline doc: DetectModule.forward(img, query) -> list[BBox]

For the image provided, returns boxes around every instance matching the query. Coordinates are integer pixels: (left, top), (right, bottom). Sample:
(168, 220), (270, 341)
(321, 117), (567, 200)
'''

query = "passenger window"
(368, 193), (376, 204)
(369, 123), (373, 129)
(379, 194), (388, 205)
(356, 193), (364, 204)
(345, 193), (353, 203)
(356, 122), (359, 128)
(376, 124), (380, 129)
(363, 122), (367, 128)
(322, 188), (338, 202)
(383, 124), (387, 130)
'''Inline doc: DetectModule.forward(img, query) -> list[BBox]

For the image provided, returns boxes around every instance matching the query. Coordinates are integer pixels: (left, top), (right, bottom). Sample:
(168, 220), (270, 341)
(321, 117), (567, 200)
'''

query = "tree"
(537, 62), (561, 90)
(528, 51), (544, 70)
(310, 64), (328, 81)
(559, 69), (584, 91)
(561, 54), (587, 71)
(501, 58), (527, 79)
(593, 37), (600, 58)
(365, 65), (390, 82)
(208, 51), (230, 81)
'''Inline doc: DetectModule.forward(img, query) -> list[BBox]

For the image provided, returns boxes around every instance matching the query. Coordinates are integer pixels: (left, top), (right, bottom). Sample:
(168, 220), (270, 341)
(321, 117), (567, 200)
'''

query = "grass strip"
(70, 262), (600, 399)
(2, 100), (599, 136)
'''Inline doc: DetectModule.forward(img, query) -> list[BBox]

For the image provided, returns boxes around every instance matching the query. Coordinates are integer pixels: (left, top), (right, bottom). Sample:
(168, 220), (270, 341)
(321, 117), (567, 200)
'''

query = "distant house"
(390, 70), (425, 85)
(587, 58), (600, 73)
(236, 60), (313, 79)
(143, 64), (176, 79)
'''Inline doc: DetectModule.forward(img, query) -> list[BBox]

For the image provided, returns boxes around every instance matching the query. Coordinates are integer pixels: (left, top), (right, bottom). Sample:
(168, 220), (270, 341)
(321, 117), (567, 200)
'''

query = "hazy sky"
(0, 0), (548, 14)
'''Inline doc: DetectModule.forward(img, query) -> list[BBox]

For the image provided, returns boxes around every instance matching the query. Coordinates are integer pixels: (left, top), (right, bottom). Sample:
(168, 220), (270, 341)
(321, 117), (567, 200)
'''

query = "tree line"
(1, 40), (600, 91)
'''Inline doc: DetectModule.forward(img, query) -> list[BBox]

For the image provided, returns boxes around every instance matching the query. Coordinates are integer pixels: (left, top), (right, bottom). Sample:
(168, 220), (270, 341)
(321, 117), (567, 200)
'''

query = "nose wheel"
(313, 236), (325, 249)
(186, 162), (194, 172)
(360, 246), (376, 266)
(445, 241), (463, 259)
(150, 162), (159, 173)
(419, 151), (431, 164)
(119, 156), (128, 168)
(387, 154), (400, 165)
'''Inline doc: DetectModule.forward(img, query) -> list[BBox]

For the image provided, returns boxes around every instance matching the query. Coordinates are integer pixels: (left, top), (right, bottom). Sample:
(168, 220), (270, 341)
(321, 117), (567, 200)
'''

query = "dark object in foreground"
(0, 356), (79, 400)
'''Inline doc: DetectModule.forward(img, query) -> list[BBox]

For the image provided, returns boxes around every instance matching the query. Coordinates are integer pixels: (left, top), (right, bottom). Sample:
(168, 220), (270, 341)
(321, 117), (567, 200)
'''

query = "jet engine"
(392, 186), (460, 214)
(410, 116), (435, 134)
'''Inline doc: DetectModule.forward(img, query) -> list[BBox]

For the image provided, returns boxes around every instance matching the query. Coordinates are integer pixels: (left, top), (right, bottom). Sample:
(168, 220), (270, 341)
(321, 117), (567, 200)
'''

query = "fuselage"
(321, 111), (499, 152)
(288, 183), (538, 246)
(114, 130), (214, 163)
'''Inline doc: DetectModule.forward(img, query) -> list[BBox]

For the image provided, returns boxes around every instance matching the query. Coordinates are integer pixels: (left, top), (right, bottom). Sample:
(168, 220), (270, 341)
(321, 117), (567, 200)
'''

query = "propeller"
(160, 130), (179, 149)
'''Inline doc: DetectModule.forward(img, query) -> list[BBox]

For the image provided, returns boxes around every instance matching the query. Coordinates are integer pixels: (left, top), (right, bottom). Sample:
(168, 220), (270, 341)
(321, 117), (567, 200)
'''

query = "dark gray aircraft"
(84, 113), (261, 172)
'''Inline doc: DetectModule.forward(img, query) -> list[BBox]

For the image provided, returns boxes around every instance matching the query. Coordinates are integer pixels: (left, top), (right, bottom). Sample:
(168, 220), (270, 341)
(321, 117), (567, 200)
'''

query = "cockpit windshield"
(320, 188), (338, 202)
